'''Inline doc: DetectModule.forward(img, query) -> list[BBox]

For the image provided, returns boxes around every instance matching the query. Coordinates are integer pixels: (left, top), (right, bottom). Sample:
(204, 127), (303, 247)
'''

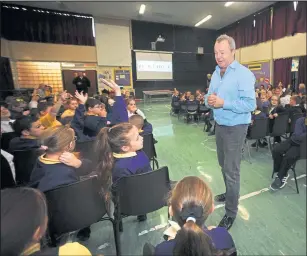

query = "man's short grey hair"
(216, 34), (236, 50)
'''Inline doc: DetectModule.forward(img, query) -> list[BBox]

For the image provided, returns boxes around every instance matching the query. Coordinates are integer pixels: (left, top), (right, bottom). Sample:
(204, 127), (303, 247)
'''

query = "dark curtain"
(219, 8), (272, 48)
(274, 58), (292, 87)
(0, 57), (14, 101)
(253, 9), (272, 45)
(273, 1), (307, 40)
(298, 55), (307, 84)
(1, 4), (95, 46)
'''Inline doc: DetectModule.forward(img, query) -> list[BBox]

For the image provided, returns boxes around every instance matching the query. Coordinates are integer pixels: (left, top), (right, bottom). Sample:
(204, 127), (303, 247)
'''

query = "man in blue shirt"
(206, 34), (256, 230)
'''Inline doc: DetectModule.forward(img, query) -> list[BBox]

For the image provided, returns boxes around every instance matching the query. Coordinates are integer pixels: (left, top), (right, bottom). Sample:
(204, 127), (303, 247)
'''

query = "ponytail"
(95, 127), (114, 195)
(174, 219), (215, 256)
(95, 123), (134, 196)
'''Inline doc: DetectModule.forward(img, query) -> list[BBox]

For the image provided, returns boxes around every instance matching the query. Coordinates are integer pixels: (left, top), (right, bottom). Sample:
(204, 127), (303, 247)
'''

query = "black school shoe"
(137, 214), (147, 222)
(270, 174), (290, 191)
(76, 227), (91, 241)
(214, 193), (226, 203)
(218, 215), (236, 230)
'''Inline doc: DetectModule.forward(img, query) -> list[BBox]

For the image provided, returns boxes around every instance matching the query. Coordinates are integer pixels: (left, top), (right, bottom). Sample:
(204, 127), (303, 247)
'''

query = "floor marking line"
(279, 250), (285, 255)
(291, 174), (306, 181)
(215, 174), (306, 209)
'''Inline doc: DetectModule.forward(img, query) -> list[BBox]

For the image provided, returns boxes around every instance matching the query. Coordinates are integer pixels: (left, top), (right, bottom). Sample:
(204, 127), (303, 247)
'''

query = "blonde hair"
(216, 34), (236, 50)
(40, 125), (75, 154)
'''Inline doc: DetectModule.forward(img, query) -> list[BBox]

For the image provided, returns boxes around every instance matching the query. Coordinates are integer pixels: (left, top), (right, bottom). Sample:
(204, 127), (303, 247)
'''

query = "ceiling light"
(195, 15), (212, 27)
(293, 1), (298, 11)
(225, 2), (234, 7)
(139, 4), (146, 15)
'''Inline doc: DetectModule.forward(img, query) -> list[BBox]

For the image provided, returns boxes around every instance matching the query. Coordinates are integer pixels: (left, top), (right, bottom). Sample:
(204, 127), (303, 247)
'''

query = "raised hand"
(74, 91), (88, 105)
(101, 79), (121, 96)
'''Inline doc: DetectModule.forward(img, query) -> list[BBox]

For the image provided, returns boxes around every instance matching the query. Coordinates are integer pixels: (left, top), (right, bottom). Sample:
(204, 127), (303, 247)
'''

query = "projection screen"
(135, 51), (173, 80)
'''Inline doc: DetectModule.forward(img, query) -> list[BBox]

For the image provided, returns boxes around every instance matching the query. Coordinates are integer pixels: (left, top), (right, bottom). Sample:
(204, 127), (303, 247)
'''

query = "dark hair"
(170, 176), (214, 256)
(1, 187), (47, 256)
(12, 115), (39, 135)
(0, 101), (9, 109)
(95, 123), (134, 194)
(37, 102), (49, 114)
(85, 98), (102, 111)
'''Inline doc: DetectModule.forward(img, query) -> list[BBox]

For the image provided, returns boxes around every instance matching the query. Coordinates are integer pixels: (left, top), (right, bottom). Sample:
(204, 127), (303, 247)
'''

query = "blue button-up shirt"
(205, 60), (256, 126)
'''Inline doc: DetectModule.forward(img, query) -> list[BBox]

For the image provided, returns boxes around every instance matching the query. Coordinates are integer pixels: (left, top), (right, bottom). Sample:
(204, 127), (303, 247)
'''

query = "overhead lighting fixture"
(225, 2), (234, 7)
(293, 1), (298, 11)
(139, 4), (146, 15)
(195, 15), (212, 27)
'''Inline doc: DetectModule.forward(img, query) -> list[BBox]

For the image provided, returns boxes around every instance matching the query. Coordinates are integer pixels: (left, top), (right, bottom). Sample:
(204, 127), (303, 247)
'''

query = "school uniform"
(83, 96), (128, 137)
(268, 105), (286, 143)
(1, 119), (15, 133)
(39, 113), (62, 128)
(272, 117), (306, 179)
(139, 119), (153, 136)
(8, 136), (40, 152)
(251, 110), (267, 121)
(29, 154), (92, 192)
(112, 151), (152, 184)
(155, 226), (235, 256)
(61, 109), (75, 119)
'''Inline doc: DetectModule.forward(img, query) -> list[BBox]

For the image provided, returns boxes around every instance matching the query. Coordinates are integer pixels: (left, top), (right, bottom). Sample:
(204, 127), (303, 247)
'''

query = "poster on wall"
(242, 61), (270, 88)
(97, 67), (113, 91)
(114, 69), (131, 87)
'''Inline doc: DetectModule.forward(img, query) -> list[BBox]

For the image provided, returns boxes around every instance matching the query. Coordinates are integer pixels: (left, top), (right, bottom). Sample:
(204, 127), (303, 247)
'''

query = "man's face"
(78, 72), (83, 77)
(214, 40), (235, 70)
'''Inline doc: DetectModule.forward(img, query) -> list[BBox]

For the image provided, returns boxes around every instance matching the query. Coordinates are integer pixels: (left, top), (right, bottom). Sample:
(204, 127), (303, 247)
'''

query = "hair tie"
(186, 217), (196, 223)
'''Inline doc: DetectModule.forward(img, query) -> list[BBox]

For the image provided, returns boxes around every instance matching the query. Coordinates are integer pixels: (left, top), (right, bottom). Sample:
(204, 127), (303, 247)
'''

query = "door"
(62, 70), (97, 96)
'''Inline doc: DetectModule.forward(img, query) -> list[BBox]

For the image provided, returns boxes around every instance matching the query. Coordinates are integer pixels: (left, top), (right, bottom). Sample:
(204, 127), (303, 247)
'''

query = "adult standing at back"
(206, 34), (256, 230)
(73, 72), (91, 94)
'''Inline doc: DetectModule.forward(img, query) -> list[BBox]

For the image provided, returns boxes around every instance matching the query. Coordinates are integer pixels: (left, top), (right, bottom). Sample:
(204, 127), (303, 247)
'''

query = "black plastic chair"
(268, 113), (289, 151)
(0, 132), (18, 151)
(178, 104), (187, 120)
(13, 149), (40, 185)
(143, 243), (155, 256)
(186, 104), (199, 123)
(45, 176), (121, 255)
(1, 154), (16, 189)
(289, 113), (304, 134)
(142, 133), (159, 170)
(289, 136), (307, 194)
(75, 139), (96, 161)
(112, 166), (171, 234)
(245, 118), (269, 162)
(170, 101), (180, 116)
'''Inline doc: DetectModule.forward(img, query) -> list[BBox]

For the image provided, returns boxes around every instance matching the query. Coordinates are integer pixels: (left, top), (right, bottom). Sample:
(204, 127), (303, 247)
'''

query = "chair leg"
(154, 158), (159, 169)
(292, 166), (299, 194)
(111, 220), (121, 256)
(152, 158), (155, 170)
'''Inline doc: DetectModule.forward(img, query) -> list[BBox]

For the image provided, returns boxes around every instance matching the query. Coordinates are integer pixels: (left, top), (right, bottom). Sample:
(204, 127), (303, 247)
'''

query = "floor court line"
(138, 174), (306, 237)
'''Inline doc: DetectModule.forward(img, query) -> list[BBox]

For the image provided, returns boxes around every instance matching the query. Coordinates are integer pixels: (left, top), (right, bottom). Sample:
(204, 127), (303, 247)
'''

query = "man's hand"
(269, 114), (274, 119)
(59, 152), (82, 168)
(101, 79), (121, 96)
(74, 91), (88, 105)
(273, 113), (278, 118)
(208, 93), (224, 108)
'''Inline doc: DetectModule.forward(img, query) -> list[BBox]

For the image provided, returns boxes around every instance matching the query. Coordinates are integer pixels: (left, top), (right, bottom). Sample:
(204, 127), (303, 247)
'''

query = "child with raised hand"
(155, 176), (235, 256)
(72, 79), (128, 138)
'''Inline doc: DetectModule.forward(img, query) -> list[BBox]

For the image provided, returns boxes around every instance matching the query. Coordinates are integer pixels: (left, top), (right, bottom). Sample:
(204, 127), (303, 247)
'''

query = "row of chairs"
(245, 113), (306, 194)
(45, 166), (171, 256)
(1, 133), (160, 189)
(171, 102), (210, 123)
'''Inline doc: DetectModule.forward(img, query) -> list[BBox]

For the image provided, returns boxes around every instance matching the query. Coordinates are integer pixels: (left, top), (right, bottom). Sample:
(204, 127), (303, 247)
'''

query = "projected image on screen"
(135, 51), (173, 80)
